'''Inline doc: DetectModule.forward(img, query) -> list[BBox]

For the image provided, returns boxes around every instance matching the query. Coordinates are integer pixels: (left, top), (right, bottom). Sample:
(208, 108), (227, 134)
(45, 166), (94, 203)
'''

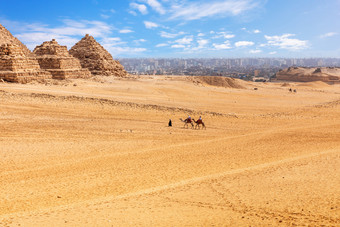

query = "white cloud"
(160, 31), (185, 38)
(320, 32), (337, 38)
(197, 33), (205, 37)
(16, 33), (80, 50)
(5, 18), (145, 57)
(128, 10), (137, 16)
(174, 36), (193, 45)
(264, 34), (308, 50)
(197, 39), (209, 48)
(224, 34), (235, 39)
(169, 0), (259, 21)
(144, 21), (159, 29)
(119, 29), (134, 33)
(101, 37), (126, 46)
(100, 14), (110, 19)
(47, 19), (113, 37)
(130, 3), (148, 15)
(269, 51), (277, 54)
(12, 19), (114, 50)
(156, 43), (168, 47)
(249, 49), (261, 54)
(100, 9), (116, 19)
(104, 46), (147, 57)
(101, 37), (146, 56)
(213, 31), (235, 39)
(235, 41), (254, 47)
(142, 0), (166, 14)
(213, 40), (232, 50)
(171, 44), (185, 48)
(133, 39), (147, 45)
(242, 27), (261, 34)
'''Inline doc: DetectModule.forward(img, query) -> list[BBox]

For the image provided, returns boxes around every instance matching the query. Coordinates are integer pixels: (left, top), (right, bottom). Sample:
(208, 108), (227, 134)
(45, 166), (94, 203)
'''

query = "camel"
(179, 118), (194, 128)
(192, 118), (206, 130)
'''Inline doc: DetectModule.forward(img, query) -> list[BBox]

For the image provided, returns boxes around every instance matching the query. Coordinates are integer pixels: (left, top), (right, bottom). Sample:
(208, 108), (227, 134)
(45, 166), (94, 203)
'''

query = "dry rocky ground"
(0, 76), (339, 226)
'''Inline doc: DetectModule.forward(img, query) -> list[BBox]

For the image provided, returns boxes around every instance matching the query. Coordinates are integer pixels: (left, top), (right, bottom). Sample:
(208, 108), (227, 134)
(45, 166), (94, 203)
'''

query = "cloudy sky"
(1, 0), (339, 58)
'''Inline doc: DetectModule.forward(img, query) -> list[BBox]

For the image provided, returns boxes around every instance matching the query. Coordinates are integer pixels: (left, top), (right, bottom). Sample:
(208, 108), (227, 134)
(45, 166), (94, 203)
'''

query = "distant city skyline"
(119, 58), (340, 76)
(1, 0), (339, 58)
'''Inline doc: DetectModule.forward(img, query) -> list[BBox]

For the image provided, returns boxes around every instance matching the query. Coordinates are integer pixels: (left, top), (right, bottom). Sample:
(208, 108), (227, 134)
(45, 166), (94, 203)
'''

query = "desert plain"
(0, 76), (339, 226)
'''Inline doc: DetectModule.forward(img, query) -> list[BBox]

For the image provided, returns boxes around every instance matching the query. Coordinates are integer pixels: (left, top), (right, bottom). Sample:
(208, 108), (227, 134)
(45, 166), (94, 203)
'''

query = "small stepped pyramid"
(0, 24), (52, 83)
(33, 39), (91, 80)
(69, 34), (128, 77)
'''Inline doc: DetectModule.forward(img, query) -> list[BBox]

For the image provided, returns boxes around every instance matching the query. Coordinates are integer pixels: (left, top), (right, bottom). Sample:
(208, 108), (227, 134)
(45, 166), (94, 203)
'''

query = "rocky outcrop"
(276, 67), (340, 83)
(69, 34), (128, 77)
(33, 39), (91, 80)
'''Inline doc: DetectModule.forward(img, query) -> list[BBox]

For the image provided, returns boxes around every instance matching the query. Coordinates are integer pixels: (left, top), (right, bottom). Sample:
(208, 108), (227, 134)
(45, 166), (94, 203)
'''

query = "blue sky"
(1, 0), (339, 58)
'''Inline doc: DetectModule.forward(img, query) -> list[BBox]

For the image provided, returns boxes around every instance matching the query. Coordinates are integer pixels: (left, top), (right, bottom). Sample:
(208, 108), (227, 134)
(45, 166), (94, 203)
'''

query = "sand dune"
(0, 76), (339, 226)
(190, 76), (247, 89)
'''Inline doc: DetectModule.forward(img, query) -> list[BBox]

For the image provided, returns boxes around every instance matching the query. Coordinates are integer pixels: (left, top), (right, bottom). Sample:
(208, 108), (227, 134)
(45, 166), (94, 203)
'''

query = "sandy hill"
(190, 76), (247, 89)
(276, 67), (340, 83)
(69, 34), (128, 77)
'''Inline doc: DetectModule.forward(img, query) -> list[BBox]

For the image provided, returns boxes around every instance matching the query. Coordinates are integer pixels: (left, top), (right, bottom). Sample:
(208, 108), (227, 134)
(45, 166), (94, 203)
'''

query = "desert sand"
(0, 76), (339, 226)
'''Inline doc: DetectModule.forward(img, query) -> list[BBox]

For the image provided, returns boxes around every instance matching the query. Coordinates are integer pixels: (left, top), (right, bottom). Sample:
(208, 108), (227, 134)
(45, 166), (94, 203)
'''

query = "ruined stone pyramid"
(0, 24), (31, 56)
(0, 24), (52, 83)
(33, 39), (91, 80)
(69, 34), (128, 77)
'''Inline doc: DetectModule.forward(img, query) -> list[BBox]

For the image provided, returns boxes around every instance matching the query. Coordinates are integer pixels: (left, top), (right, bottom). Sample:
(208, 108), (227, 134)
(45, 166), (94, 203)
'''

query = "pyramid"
(69, 34), (128, 77)
(33, 39), (91, 80)
(0, 24), (52, 83)
(0, 24), (31, 56)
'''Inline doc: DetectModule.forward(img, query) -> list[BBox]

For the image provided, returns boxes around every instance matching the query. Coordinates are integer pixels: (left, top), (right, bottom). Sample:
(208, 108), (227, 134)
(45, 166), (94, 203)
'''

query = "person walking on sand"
(168, 119), (172, 127)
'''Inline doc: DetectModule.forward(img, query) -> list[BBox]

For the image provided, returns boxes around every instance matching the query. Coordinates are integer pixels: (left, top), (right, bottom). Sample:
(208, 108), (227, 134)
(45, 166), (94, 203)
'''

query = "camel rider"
(187, 115), (192, 122)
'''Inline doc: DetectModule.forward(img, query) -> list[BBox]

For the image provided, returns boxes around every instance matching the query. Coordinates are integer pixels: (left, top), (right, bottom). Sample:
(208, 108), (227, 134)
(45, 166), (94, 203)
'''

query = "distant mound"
(296, 81), (330, 88)
(281, 82), (291, 87)
(190, 76), (246, 89)
(276, 67), (340, 83)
